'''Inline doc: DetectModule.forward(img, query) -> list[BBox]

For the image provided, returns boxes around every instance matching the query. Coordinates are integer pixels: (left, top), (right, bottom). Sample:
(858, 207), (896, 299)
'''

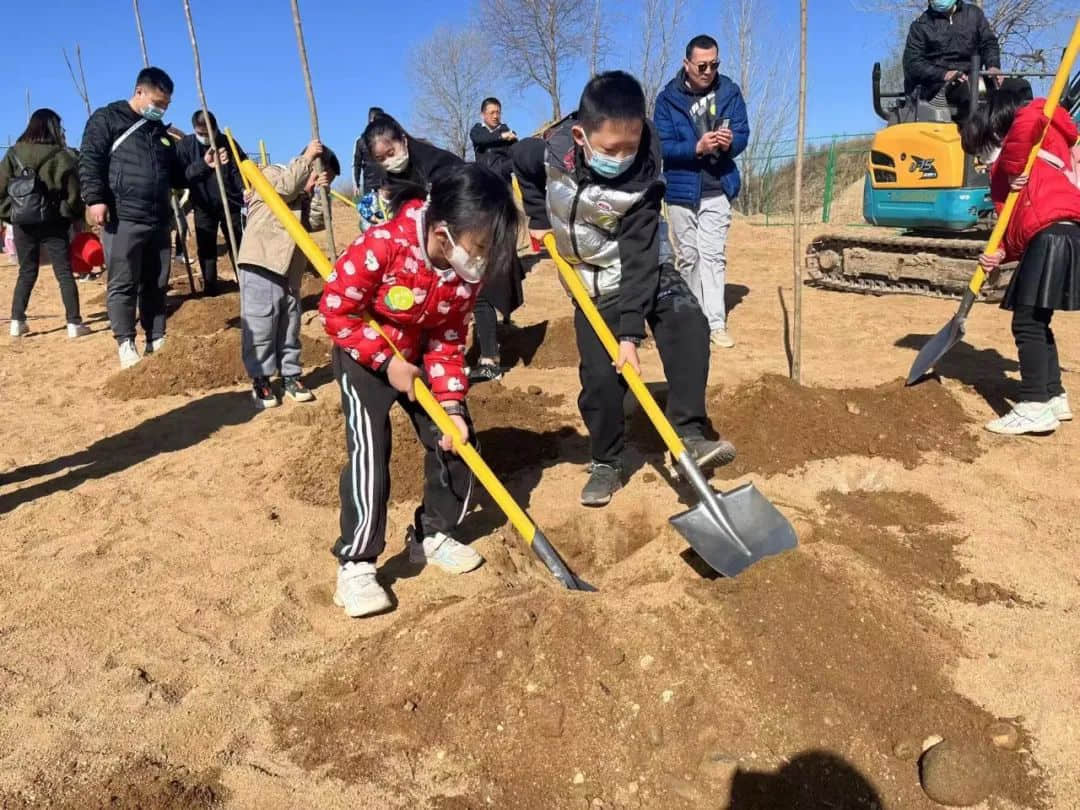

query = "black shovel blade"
(907, 289), (976, 385)
(670, 482), (798, 578)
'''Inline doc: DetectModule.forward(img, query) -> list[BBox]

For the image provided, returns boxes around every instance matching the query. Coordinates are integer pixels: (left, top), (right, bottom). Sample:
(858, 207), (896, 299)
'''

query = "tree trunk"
(132, 0), (149, 67)
(791, 0), (808, 383)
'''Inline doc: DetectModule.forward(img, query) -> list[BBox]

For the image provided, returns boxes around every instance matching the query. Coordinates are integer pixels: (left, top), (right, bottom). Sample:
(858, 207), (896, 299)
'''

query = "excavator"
(806, 57), (1080, 299)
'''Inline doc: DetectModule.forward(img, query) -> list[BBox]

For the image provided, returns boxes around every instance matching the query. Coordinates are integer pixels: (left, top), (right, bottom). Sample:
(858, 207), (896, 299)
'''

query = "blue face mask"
(142, 104), (166, 122)
(583, 135), (635, 179)
(929, 0), (956, 13)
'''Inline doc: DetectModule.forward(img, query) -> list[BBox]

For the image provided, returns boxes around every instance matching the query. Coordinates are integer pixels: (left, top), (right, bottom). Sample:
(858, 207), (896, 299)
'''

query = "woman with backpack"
(0, 108), (89, 339)
(962, 89), (1080, 435)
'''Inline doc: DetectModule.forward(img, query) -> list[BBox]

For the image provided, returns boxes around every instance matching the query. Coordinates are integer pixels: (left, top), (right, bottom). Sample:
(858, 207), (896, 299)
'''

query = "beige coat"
(237, 156), (325, 279)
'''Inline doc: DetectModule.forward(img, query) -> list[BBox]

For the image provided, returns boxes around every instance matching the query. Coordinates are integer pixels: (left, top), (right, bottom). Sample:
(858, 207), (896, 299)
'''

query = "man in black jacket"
(352, 106), (385, 198)
(902, 0), (1004, 112)
(470, 97), (517, 183)
(79, 67), (193, 368)
(175, 109), (245, 295)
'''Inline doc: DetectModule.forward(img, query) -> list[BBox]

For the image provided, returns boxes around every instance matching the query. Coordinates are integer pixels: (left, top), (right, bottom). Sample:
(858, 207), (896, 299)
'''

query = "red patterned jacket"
(319, 199), (478, 402)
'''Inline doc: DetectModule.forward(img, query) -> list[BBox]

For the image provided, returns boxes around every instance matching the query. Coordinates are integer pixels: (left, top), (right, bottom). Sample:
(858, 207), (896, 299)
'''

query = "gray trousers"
(667, 194), (733, 331)
(239, 263), (303, 380)
(104, 220), (171, 344)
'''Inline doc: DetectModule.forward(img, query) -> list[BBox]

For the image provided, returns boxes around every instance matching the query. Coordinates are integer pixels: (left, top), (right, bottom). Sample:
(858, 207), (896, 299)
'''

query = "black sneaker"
(580, 462), (622, 507)
(675, 436), (736, 472)
(283, 376), (316, 403)
(252, 377), (280, 410)
(468, 363), (504, 384)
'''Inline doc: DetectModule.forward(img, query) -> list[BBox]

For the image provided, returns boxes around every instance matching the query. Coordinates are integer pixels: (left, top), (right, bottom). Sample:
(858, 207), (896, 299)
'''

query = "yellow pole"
(330, 189), (355, 207)
(239, 158), (547, 553)
(969, 15), (1080, 295)
(224, 127), (251, 192)
(543, 235), (685, 455)
(258, 139), (268, 167)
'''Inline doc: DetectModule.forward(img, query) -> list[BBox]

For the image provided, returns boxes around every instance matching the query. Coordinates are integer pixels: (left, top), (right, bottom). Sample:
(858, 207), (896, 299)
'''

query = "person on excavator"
(902, 0), (1017, 116)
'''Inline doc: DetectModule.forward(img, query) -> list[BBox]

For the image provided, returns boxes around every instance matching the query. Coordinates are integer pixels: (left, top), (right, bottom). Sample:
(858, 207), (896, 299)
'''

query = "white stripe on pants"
(667, 194), (732, 331)
(340, 374), (376, 558)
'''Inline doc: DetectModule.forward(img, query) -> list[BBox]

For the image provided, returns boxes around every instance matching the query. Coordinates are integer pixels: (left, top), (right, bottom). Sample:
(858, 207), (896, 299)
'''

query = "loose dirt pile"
(704, 375), (981, 478)
(473, 317), (580, 370)
(166, 293), (241, 336)
(272, 491), (1042, 810)
(282, 382), (575, 510)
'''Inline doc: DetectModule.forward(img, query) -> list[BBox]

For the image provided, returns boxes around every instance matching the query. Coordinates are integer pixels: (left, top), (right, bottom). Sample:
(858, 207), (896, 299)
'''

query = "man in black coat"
(470, 97), (517, 183)
(352, 106), (386, 197)
(902, 0), (1007, 113)
(175, 109), (245, 295)
(79, 66), (194, 368)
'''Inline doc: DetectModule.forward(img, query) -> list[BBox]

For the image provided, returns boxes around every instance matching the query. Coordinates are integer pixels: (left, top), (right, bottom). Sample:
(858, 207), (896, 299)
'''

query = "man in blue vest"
(654, 34), (749, 349)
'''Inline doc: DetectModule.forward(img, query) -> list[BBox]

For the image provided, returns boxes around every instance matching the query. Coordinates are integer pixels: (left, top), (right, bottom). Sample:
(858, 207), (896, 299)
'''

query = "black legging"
(473, 294), (499, 360)
(1012, 305), (1064, 403)
(11, 221), (81, 324)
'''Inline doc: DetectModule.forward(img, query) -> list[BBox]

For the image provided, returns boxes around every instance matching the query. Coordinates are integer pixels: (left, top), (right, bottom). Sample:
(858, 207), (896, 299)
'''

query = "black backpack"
(7, 150), (60, 226)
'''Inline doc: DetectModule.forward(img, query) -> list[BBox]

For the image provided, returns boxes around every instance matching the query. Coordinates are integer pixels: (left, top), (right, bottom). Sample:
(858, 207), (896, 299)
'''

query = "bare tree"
(63, 44), (92, 117)
(636, 0), (687, 117)
(412, 25), (489, 159)
(588, 0), (615, 76)
(477, 0), (591, 120)
(720, 0), (797, 215)
(791, 0), (808, 383)
(132, 0), (150, 67)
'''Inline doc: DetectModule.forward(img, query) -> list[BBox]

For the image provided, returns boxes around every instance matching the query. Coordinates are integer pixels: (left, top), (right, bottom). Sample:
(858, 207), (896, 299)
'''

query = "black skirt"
(1001, 221), (1080, 312)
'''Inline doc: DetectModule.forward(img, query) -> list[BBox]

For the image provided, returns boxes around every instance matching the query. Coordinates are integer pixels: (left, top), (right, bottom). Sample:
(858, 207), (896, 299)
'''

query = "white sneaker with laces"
(409, 530), (483, 574)
(1050, 393), (1072, 422)
(985, 401), (1060, 435)
(9, 320), (27, 338)
(710, 327), (735, 349)
(118, 339), (141, 369)
(333, 562), (392, 618)
(67, 323), (91, 338)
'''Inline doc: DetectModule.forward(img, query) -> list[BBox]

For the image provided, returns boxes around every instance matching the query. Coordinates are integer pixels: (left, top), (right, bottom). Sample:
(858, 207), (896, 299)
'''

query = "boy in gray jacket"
(236, 140), (339, 409)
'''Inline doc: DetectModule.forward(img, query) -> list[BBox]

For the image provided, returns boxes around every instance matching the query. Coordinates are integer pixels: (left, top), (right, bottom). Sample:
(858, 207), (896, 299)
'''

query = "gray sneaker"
(581, 462), (622, 507)
(682, 435), (737, 470)
(334, 562), (392, 618)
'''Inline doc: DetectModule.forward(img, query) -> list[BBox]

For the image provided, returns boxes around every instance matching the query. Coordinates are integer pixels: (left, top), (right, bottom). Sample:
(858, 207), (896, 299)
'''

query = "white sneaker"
(67, 323), (91, 339)
(333, 562), (392, 618)
(146, 336), (166, 354)
(1050, 393), (1072, 422)
(985, 401), (1060, 435)
(409, 530), (484, 574)
(118, 340), (141, 369)
(710, 328), (735, 349)
(9, 320), (27, 338)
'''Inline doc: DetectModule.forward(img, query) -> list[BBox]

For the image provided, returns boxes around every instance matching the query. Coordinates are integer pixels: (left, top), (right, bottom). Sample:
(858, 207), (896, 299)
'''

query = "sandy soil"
(1, 209), (1077, 810)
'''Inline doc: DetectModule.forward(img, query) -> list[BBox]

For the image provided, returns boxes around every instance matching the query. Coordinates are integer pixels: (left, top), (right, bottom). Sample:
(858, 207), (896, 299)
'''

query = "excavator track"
(805, 231), (1013, 301)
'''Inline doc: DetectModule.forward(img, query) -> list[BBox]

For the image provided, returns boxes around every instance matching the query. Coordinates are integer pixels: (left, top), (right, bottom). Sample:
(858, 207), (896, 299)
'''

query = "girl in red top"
(320, 163), (519, 617)
(962, 90), (1080, 435)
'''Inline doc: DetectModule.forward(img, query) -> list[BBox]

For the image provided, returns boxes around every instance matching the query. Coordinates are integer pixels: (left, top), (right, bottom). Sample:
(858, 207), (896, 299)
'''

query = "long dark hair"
(390, 164), (520, 278)
(362, 114), (407, 156)
(960, 88), (1026, 158)
(17, 108), (64, 146)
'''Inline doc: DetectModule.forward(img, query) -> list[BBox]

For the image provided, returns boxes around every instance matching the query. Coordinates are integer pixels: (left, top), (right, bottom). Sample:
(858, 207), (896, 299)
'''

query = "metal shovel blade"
(670, 481), (798, 578)
(906, 289), (975, 385)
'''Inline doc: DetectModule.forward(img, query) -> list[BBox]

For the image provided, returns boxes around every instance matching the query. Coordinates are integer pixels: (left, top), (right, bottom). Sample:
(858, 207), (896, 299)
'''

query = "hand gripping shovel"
(543, 235), (797, 577)
(907, 17), (1080, 385)
(239, 158), (593, 592)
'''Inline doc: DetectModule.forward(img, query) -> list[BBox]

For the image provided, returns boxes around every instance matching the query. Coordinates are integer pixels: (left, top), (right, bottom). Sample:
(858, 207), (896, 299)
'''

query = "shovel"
(240, 158), (593, 592)
(543, 235), (796, 577)
(907, 18), (1080, 385)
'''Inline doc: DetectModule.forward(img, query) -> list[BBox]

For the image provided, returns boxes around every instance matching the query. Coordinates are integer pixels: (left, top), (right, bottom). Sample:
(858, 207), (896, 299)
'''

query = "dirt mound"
(166, 293), (240, 336)
(283, 382), (575, 509)
(273, 487), (1043, 809)
(704, 375), (980, 478)
(3, 756), (225, 809)
(471, 317), (580, 370)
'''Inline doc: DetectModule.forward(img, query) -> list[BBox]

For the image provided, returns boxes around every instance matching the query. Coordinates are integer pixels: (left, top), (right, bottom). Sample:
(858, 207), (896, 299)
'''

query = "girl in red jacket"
(320, 163), (519, 617)
(963, 91), (1080, 435)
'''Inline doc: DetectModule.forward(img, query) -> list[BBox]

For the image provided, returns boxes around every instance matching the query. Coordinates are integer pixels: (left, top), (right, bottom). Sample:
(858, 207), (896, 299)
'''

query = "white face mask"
(381, 148), (409, 174)
(982, 145), (1002, 164)
(440, 226), (485, 283)
(195, 134), (210, 146)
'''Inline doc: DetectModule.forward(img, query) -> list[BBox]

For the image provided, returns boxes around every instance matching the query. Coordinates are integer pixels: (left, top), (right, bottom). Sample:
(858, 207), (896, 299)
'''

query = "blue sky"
(0, 0), (1069, 169)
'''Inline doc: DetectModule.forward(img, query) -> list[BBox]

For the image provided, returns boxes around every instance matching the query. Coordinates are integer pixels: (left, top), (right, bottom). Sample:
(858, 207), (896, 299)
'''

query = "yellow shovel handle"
(330, 189), (356, 207)
(971, 16), (1080, 295)
(258, 139), (268, 168)
(542, 234), (686, 457)
(239, 158), (538, 546)
(224, 128), (251, 192)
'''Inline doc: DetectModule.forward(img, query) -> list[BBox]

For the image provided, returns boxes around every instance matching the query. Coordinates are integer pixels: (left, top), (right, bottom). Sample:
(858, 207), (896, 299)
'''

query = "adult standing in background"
(175, 109), (245, 296)
(654, 34), (749, 350)
(0, 108), (89, 339)
(79, 66), (190, 368)
(470, 97), (517, 181)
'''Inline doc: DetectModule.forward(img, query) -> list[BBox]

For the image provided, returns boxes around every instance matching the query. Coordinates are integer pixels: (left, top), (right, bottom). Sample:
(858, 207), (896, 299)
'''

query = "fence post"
(821, 137), (838, 224)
